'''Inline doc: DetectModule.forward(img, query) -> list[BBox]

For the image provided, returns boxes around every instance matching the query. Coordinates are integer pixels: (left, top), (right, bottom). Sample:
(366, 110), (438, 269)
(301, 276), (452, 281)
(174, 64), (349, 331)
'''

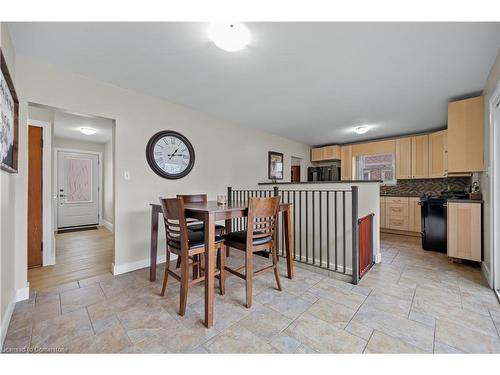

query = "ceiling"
(53, 111), (113, 143)
(8, 22), (500, 146)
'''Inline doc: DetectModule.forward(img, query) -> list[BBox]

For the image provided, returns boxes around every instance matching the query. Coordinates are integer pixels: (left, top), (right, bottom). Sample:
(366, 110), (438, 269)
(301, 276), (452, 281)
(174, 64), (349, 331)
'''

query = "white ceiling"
(53, 111), (113, 143)
(8, 22), (500, 145)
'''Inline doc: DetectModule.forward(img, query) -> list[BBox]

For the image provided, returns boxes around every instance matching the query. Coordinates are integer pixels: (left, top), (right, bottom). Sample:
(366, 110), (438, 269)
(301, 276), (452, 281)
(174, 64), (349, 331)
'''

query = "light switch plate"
(124, 171), (131, 180)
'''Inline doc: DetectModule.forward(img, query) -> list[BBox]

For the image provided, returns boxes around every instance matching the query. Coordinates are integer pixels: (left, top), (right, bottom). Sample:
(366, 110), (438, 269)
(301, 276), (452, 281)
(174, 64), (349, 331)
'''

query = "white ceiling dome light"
(80, 127), (97, 135)
(354, 126), (370, 135)
(208, 23), (251, 52)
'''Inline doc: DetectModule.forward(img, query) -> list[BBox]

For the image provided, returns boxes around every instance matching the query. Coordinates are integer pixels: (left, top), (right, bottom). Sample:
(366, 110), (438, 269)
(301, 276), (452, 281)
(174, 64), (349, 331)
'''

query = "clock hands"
(168, 148), (179, 160)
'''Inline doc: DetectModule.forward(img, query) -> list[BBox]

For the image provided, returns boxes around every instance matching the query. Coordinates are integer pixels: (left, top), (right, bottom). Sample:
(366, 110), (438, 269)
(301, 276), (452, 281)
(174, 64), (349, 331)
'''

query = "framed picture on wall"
(1, 48), (19, 173)
(268, 151), (284, 180)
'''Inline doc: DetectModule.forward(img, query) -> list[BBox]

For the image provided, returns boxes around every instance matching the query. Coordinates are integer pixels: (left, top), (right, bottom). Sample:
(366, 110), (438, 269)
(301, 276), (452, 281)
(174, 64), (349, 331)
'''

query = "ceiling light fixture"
(208, 23), (251, 52)
(354, 126), (370, 135)
(80, 127), (97, 135)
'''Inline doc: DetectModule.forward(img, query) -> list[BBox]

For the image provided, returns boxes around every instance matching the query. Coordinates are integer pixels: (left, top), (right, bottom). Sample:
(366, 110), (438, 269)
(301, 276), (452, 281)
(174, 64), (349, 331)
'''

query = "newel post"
(351, 186), (359, 285)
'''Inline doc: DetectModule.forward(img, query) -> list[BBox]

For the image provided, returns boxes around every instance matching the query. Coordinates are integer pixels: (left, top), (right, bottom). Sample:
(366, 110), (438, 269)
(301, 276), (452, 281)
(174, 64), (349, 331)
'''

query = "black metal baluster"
(326, 191), (330, 270)
(305, 191), (309, 264)
(319, 191), (323, 267)
(343, 191), (346, 273)
(299, 191), (302, 262)
(334, 191), (338, 271)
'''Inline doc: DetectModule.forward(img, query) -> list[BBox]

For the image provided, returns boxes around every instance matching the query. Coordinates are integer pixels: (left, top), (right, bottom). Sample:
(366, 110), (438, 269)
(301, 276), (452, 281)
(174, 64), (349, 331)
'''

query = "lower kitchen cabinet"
(447, 202), (482, 261)
(408, 197), (422, 233)
(380, 196), (421, 235)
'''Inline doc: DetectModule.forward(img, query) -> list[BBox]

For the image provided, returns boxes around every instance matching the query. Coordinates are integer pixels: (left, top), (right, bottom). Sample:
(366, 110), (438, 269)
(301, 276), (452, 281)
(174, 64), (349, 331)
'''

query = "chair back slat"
(159, 197), (189, 252)
(246, 197), (280, 242)
(177, 194), (208, 203)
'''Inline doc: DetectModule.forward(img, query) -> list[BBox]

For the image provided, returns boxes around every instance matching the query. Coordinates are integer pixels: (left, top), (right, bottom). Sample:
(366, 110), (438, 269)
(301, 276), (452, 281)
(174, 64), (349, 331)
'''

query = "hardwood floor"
(28, 227), (114, 292)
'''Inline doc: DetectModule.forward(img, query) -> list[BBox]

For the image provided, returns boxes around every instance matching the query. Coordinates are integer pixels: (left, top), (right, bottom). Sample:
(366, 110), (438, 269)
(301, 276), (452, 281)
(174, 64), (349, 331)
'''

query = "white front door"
(57, 151), (99, 228)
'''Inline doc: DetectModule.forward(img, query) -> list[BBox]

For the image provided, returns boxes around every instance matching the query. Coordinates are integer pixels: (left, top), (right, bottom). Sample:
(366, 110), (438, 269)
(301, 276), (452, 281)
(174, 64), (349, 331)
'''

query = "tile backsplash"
(380, 177), (471, 196)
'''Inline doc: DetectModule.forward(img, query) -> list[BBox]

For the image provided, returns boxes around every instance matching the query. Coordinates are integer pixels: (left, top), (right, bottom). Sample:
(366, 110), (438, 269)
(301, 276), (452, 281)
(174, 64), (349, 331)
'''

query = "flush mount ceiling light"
(354, 126), (370, 135)
(208, 23), (251, 52)
(80, 127), (97, 135)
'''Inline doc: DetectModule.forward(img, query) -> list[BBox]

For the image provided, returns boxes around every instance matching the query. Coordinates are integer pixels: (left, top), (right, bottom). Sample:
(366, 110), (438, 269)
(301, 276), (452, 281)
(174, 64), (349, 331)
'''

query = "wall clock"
(146, 130), (195, 179)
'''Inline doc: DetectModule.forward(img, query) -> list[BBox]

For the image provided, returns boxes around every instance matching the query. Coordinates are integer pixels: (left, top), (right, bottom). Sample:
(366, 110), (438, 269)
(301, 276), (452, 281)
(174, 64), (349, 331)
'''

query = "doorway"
(57, 150), (100, 229)
(28, 126), (43, 268)
(27, 104), (115, 292)
(291, 156), (302, 182)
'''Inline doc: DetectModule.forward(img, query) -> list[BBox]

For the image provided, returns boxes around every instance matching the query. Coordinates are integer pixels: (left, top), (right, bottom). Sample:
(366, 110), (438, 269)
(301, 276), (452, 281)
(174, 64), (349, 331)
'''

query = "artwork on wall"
(1, 48), (19, 173)
(268, 151), (284, 180)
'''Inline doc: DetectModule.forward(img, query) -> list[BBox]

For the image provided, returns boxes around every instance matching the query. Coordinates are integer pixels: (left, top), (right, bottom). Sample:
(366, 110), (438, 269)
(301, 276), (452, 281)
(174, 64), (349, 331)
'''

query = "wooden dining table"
(149, 200), (294, 328)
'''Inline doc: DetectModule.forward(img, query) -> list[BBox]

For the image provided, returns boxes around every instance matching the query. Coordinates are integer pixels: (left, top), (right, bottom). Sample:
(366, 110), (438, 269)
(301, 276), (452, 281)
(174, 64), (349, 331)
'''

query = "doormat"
(57, 226), (98, 234)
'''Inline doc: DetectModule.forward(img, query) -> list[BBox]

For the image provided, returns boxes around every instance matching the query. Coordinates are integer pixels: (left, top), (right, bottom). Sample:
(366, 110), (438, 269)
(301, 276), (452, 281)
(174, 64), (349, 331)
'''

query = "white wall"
(10, 55), (312, 294)
(480, 48), (500, 286)
(0, 22), (19, 344)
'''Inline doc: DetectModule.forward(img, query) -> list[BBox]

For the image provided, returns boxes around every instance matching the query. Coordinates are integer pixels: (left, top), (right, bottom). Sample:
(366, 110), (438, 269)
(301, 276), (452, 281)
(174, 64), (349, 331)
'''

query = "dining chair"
(223, 196), (282, 308)
(159, 197), (225, 316)
(176, 194), (227, 278)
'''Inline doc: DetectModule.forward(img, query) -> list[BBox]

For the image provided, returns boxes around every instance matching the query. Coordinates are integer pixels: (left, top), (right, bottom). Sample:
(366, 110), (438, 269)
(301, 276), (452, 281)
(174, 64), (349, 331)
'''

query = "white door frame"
(490, 82), (500, 298)
(27, 119), (55, 266)
(54, 148), (103, 230)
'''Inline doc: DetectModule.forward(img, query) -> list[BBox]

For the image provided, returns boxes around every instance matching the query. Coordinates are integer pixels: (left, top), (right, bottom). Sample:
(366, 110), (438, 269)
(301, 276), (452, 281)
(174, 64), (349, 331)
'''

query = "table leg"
(204, 212), (215, 328)
(283, 206), (294, 279)
(225, 219), (232, 257)
(150, 208), (159, 282)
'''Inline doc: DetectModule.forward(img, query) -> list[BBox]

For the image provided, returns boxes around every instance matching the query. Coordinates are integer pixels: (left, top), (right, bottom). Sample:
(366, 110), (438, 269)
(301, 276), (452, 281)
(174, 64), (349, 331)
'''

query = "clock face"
(146, 131), (195, 179)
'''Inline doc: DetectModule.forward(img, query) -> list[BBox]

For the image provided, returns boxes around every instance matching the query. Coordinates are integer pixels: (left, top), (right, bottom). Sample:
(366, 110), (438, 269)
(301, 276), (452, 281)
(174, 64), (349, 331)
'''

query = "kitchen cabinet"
(340, 145), (352, 180)
(380, 196), (421, 234)
(380, 197), (386, 228)
(323, 145), (340, 160)
(428, 130), (448, 178)
(395, 137), (412, 179)
(408, 197), (421, 233)
(311, 145), (341, 162)
(311, 147), (325, 162)
(411, 135), (429, 178)
(447, 202), (482, 261)
(386, 197), (410, 231)
(447, 96), (484, 173)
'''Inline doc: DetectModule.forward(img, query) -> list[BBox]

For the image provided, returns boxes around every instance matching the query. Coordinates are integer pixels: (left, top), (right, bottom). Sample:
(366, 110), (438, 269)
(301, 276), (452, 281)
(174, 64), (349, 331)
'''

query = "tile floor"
(3, 233), (500, 353)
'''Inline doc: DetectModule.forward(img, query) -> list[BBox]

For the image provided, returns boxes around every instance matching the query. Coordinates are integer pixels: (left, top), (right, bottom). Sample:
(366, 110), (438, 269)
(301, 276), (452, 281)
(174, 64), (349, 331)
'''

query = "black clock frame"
(146, 130), (195, 179)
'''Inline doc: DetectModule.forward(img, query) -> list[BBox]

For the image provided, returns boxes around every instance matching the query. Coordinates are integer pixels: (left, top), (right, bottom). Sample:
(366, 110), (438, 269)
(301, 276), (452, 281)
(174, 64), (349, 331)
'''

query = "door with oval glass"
(57, 151), (99, 229)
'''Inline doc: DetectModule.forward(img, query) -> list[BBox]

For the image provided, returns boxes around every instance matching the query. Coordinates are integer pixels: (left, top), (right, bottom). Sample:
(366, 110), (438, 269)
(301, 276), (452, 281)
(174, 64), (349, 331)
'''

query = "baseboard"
(112, 253), (177, 276)
(482, 262), (493, 288)
(1, 293), (16, 347)
(102, 220), (114, 233)
(16, 285), (30, 302)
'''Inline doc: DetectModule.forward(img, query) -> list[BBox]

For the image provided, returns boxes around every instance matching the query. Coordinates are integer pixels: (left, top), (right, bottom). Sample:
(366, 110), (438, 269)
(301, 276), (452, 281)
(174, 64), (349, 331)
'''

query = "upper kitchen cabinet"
(340, 145), (352, 180)
(411, 135), (429, 178)
(311, 145), (340, 162)
(429, 130), (448, 178)
(395, 137), (412, 179)
(323, 145), (341, 160)
(311, 147), (325, 162)
(447, 96), (484, 173)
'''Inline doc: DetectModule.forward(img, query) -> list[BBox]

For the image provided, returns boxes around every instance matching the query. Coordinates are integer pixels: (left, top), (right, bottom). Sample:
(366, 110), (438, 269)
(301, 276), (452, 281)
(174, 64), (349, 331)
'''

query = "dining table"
(148, 200), (294, 328)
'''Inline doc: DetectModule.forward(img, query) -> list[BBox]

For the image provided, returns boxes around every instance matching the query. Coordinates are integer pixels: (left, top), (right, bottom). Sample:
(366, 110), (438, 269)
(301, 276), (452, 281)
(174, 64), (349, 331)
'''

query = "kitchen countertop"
(380, 194), (420, 197)
(447, 199), (483, 203)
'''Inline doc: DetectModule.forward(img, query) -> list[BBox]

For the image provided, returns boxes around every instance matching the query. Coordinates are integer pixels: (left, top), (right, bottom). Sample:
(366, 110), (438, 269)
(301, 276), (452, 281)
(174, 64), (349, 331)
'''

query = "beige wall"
(54, 136), (105, 154)
(10, 54), (311, 295)
(0, 22), (18, 342)
(480, 48), (500, 285)
(103, 140), (114, 224)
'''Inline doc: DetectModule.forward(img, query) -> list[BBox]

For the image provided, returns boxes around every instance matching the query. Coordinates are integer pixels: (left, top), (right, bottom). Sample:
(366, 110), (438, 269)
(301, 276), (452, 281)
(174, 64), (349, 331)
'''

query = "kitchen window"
(356, 153), (396, 185)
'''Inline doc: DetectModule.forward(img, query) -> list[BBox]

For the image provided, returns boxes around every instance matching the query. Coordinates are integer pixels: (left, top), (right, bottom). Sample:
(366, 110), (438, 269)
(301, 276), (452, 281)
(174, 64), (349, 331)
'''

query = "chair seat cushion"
(168, 231), (224, 249)
(223, 230), (273, 246)
(188, 223), (225, 232)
